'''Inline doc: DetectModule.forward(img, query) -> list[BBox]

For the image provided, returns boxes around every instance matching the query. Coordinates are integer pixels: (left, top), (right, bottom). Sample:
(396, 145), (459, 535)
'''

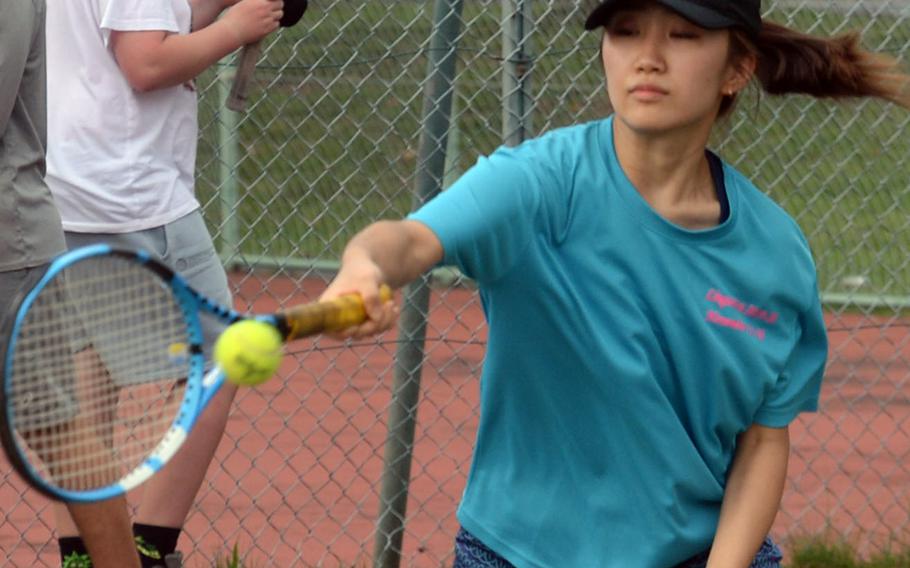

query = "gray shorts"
(1, 212), (231, 431)
(0, 264), (51, 341)
(0, 263), (80, 431)
(65, 210), (232, 360)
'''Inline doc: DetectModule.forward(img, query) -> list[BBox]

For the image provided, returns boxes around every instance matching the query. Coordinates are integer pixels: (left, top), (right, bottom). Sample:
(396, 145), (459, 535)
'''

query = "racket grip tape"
(282, 285), (392, 340)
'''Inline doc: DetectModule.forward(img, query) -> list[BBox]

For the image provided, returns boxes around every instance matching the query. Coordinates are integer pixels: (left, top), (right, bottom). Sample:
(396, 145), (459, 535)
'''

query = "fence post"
(217, 64), (241, 267)
(442, 81), (462, 190)
(372, 1), (465, 567)
(502, 0), (533, 146)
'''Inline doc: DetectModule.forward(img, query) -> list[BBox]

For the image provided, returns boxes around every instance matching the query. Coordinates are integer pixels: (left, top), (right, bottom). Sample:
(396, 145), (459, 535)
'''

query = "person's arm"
(320, 219), (444, 339)
(109, 0), (281, 92)
(188, 0), (240, 32)
(706, 424), (790, 568)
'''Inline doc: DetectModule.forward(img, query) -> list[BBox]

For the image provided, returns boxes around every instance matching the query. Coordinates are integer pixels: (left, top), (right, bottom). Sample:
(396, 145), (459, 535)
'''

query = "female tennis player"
(323, 0), (909, 566)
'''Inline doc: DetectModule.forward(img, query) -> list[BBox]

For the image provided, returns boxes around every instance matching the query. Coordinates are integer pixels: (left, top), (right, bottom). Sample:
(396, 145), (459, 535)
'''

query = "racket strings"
(9, 256), (190, 492)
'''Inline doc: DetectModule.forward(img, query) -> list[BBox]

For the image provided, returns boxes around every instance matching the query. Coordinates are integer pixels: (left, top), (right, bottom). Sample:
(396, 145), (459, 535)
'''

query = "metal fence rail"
(0, 1), (908, 566)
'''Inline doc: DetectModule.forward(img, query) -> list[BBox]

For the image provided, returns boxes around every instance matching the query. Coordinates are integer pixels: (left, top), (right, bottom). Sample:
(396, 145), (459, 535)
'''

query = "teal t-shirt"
(409, 116), (828, 568)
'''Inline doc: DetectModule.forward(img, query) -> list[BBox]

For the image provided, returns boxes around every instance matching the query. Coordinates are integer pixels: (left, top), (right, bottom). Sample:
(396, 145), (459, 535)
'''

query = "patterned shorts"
(452, 527), (784, 568)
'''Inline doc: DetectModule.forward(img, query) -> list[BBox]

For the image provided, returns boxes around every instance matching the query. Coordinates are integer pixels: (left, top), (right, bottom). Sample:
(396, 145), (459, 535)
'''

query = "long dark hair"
(723, 20), (910, 116)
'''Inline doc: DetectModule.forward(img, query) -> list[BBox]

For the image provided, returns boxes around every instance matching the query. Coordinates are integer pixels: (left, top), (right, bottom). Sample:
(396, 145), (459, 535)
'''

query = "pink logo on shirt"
(705, 289), (778, 341)
(706, 310), (766, 340)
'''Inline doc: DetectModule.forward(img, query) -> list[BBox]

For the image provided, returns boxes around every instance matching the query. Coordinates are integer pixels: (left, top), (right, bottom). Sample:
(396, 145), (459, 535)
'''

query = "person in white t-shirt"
(45, 0), (283, 565)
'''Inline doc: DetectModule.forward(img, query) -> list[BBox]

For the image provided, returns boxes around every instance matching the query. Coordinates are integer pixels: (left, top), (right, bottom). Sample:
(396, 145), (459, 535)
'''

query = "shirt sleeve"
(408, 143), (565, 285)
(754, 286), (828, 427)
(98, 0), (182, 35)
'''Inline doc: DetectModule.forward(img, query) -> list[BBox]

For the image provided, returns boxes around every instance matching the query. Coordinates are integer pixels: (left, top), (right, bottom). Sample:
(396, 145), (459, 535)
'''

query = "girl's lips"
(630, 84), (669, 94)
(629, 85), (669, 101)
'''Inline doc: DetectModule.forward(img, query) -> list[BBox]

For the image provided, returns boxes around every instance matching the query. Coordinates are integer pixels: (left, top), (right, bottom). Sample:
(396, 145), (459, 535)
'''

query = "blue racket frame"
(0, 244), (274, 502)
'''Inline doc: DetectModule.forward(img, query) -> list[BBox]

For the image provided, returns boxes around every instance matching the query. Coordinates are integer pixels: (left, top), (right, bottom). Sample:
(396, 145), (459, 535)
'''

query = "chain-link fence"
(2, 0), (909, 566)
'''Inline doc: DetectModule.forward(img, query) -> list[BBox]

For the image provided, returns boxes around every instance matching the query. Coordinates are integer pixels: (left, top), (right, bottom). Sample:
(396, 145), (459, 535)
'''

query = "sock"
(132, 524), (181, 568)
(59, 537), (91, 567)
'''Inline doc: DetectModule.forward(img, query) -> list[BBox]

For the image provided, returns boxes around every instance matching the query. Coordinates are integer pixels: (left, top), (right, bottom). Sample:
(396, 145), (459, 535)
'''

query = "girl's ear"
(724, 53), (757, 96)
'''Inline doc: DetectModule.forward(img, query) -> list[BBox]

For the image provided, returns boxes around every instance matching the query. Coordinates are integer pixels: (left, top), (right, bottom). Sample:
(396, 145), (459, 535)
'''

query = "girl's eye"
(608, 25), (638, 36)
(671, 31), (700, 39)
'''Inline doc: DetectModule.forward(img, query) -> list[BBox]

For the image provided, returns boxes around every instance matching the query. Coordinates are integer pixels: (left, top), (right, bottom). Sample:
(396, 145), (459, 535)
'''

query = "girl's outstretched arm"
(320, 220), (444, 339)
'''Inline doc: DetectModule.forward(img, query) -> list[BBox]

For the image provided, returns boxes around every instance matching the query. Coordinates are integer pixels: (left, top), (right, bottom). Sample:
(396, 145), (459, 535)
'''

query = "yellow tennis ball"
(214, 320), (283, 386)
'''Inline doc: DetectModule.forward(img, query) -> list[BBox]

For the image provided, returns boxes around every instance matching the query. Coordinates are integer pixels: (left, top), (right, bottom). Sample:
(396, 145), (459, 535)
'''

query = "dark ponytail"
(723, 20), (910, 115)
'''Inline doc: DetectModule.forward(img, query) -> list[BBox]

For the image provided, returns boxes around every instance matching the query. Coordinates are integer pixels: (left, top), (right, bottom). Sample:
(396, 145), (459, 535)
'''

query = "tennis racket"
(0, 244), (388, 502)
(226, 0), (308, 112)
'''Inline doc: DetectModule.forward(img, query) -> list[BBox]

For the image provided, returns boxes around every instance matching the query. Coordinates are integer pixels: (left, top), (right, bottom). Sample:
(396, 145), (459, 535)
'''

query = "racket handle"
(226, 40), (263, 112)
(283, 285), (393, 340)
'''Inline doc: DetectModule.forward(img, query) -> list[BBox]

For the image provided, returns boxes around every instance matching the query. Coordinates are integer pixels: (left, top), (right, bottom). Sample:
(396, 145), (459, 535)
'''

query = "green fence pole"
(372, 1), (465, 567)
(217, 64), (241, 267)
(502, 0), (533, 146)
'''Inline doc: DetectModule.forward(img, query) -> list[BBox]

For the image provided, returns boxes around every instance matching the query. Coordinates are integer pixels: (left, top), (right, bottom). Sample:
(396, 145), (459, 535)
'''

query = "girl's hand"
(319, 262), (399, 340)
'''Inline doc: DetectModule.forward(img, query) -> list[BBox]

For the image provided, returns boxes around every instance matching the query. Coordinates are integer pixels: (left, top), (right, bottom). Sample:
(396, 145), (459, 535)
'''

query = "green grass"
(210, 543), (372, 568)
(211, 545), (366, 568)
(786, 536), (910, 568)
(193, 2), (910, 300)
(212, 544), (242, 568)
(212, 544), (265, 568)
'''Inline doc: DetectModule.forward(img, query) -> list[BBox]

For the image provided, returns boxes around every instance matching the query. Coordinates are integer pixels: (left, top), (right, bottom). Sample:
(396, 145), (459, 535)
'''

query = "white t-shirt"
(46, 0), (200, 233)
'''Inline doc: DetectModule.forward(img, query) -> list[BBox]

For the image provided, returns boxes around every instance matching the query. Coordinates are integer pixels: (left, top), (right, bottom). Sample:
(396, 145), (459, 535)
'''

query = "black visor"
(584, 0), (762, 38)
